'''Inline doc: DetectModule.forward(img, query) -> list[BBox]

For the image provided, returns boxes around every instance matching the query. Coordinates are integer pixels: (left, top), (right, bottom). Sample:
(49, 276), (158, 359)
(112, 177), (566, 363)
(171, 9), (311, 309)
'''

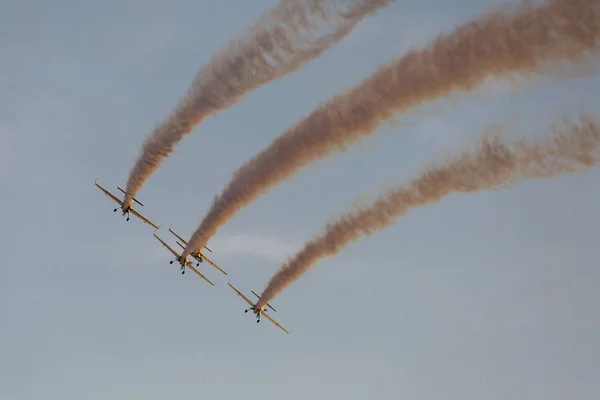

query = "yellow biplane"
(94, 179), (159, 230)
(228, 282), (289, 334)
(168, 226), (227, 275)
(153, 233), (214, 286)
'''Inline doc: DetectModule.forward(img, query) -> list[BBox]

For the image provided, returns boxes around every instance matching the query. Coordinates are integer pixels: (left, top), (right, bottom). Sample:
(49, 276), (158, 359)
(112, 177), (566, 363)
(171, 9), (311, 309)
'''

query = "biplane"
(94, 180), (159, 230)
(228, 282), (290, 334)
(153, 233), (214, 286)
(168, 226), (227, 275)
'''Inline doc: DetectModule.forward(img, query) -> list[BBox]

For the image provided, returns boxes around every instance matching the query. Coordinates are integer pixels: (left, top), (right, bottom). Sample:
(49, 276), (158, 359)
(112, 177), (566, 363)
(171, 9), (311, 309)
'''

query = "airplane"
(94, 179), (159, 230)
(227, 282), (290, 334)
(153, 233), (215, 286)
(168, 226), (227, 275)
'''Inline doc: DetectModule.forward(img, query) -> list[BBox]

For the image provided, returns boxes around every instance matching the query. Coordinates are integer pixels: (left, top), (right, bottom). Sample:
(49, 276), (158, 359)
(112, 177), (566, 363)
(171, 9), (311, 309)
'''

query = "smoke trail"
(255, 115), (600, 308)
(182, 0), (600, 257)
(122, 0), (396, 208)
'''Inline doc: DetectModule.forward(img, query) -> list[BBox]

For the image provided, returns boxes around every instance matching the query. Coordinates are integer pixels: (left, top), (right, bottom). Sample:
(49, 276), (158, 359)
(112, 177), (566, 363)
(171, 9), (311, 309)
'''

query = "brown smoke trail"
(122, 0), (395, 207)
(255, 115), (600, 308)
(182, 0), (600, 257)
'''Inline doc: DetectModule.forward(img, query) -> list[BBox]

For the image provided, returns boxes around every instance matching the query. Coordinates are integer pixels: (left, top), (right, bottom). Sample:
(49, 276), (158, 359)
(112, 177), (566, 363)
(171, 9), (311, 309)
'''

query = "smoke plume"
(122, 0), (395, 207)
(182, 0), (600, 257)
(255, 115), (600, 308)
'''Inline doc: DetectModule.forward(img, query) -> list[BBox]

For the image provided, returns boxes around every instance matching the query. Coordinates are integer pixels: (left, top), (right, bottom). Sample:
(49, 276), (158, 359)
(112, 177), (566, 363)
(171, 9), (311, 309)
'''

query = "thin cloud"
(210, 233), (297, 263)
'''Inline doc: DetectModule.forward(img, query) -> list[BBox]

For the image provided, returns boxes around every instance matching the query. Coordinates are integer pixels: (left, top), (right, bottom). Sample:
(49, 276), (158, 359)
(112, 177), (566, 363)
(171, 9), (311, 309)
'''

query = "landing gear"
(113, 208), (118, 212)
(170, 260), (174, 264)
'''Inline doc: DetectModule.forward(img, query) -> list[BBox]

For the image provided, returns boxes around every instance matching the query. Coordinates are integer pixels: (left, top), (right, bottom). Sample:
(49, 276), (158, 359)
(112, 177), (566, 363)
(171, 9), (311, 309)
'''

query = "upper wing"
(129, 208), (160, 230)
(262, 312), (290, 334)
(95, 182), (124, 207)
(153, 233), (181, 259)
(185, 262), (215, 286)
(169, 227), (188, 245)
(227, 282), (255, 308)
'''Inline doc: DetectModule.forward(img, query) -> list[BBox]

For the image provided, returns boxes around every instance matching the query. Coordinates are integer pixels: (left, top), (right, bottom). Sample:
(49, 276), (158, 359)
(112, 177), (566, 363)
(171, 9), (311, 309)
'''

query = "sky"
(1, 0), (599, 399)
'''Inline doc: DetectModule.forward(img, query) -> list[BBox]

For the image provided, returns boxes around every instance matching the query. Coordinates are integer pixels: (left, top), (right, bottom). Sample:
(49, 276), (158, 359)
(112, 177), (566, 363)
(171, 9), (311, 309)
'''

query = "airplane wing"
(153, 234), (214, 286)
(96, 181), (159, 230)
(185, 262), (215, 286)
(262, 312), (290, 334)
(174, 241), (226, 275)
(129, 208), (160, 230)
(199, 254), (227, 275)
(95, 182), (124, 206)
(228, 282), (255, 308)
(169, 227), (188, 245)
(170, 227), (212, 253)
(153, 233), (180, 259)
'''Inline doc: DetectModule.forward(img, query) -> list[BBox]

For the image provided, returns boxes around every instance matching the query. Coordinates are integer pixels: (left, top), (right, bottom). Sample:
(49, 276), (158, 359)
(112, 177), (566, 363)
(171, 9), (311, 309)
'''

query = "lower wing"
(153, 233), (181, 259)
(129, 208), (160, 230)
(198, 254), (227, 276)
(185, 263), (215, 286)
(95, 182), (123, 207)
(262, 312), (290, 334)
(227, 282), (255, 308)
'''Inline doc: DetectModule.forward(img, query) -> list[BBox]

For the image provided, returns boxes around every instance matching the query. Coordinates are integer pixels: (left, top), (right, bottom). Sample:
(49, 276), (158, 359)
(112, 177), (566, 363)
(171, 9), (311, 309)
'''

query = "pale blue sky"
(1, 1), (600, 399)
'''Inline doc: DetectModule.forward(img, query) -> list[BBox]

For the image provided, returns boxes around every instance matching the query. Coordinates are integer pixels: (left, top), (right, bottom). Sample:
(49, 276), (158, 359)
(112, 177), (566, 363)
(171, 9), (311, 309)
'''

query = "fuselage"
(121, 199), (133, 214)
(191, 249), (205, 260)
(178, 254), (190, 266)
(253, 306), (265, 316)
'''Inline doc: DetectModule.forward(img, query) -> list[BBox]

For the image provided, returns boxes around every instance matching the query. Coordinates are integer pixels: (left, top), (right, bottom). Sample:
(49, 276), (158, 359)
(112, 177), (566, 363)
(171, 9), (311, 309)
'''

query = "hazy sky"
(1, 0), (599, 399)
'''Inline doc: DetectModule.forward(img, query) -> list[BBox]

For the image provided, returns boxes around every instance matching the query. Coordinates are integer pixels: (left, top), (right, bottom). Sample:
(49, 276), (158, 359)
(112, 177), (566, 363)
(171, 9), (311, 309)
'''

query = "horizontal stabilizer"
(117, 186), (143, 207)
(251, 290), (276, 312)
(169, 226), (212, 253)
